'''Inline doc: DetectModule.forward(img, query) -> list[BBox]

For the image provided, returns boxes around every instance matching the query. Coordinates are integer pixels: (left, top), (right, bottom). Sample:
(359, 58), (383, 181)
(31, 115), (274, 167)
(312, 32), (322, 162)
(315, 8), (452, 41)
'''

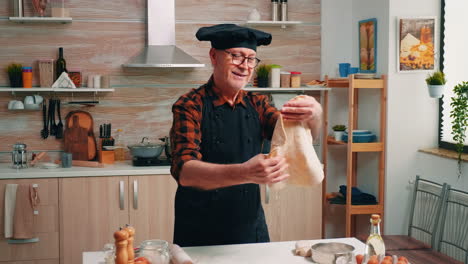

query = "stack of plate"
(354, 73), (376, 79)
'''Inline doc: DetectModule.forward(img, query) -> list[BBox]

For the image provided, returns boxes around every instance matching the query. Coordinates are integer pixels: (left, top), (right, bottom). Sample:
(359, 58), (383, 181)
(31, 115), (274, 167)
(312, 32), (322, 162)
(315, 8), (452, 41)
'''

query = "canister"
(269, 65), (282, 88)
(38, 59), (54, 87)
(280, 71), (291, 88)
(271, 0), (279, 21)
(22, 67), (33, 88)
(280, 0), (288, 21)
(290, 71), (302, 88)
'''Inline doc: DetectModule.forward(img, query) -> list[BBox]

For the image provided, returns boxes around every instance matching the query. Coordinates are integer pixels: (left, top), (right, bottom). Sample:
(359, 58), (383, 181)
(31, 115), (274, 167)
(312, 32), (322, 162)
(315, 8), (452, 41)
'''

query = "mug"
(338, 63), (351, 77)
(33, 95), (43, 104)
(8, 100), (18, 110)
(24, 95), (36, 105)
(13, 101), (24, 109)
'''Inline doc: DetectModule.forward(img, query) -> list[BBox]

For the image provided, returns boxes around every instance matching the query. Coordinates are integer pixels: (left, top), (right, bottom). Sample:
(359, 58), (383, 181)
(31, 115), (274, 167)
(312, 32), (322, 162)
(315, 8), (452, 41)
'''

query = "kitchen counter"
(83, 238), (365, 264)
(0, 161), (170, 179)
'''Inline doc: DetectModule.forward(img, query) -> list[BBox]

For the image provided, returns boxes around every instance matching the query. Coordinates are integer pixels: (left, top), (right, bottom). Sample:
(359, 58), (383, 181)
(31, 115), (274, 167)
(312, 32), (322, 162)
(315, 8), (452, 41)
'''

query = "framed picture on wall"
(397, 17), (436, 73)
(359, 18), (377, 73)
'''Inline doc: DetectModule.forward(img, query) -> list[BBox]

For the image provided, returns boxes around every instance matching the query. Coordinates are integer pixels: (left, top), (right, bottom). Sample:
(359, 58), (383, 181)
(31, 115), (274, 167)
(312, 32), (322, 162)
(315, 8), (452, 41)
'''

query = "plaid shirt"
(170, 79), (279, 181)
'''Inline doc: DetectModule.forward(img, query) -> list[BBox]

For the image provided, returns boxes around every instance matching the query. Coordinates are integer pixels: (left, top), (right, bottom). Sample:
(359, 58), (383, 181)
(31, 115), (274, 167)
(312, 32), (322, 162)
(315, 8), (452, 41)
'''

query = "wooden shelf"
(354, 79), (385, 89)
(0, 88), (114, 93)
(351, 142), (384, 152)
(244, 87), (329, 92)
(9, 17), (72, 23)
(327, 78), (349, 88)
(244, 20), (303, 28)
(327, 136), (346, 145)
(349, 204), (384, 215)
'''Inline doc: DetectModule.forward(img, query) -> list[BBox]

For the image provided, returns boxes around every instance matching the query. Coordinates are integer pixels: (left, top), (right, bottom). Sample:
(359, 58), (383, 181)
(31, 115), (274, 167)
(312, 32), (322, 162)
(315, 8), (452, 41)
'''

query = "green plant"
(450, 81), (468, 177)
(6, 63), (22, 75)
(425, 71), (447, 85)
(332, 125), (346, 131)
(255, 64), (271, 79)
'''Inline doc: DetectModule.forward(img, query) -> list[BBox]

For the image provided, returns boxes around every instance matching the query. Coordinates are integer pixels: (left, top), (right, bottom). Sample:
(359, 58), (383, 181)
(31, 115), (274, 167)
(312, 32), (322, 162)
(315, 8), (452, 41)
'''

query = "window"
(438, 0), (468, 153)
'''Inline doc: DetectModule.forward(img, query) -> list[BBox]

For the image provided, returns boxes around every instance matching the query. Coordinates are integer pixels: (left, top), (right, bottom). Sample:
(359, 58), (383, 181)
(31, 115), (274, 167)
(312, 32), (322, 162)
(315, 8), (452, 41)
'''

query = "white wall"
(386, 0), (468, 235)
(322, 0), (468, 237)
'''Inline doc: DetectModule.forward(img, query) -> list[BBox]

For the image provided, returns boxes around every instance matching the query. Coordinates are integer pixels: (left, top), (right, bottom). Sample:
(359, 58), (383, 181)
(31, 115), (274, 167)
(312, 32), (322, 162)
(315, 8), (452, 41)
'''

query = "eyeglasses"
(223, 50), (261, 68)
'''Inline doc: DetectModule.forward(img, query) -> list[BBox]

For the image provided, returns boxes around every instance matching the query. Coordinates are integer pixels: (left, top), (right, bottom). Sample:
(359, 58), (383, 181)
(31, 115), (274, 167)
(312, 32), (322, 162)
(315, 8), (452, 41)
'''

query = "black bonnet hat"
(196, 24), (272, 51)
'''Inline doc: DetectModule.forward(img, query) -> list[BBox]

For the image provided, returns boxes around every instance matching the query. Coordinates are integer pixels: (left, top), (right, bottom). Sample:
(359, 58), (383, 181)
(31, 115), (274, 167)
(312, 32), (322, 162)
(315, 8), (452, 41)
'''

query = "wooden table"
(387, 249), (463, 264)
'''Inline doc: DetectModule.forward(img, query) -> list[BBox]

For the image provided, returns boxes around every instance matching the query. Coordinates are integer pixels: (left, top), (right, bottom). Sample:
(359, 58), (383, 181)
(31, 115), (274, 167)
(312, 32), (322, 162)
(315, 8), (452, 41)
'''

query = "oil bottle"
(365, 214), (386, 257)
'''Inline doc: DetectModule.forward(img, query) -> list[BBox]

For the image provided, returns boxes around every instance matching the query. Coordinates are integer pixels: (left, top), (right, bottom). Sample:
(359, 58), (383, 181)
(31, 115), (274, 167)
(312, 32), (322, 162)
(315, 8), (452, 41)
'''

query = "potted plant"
(256, 64), (271, 88)
(450, 81), (468, 177)
(332, 124), (347, 141)
(425, 71), (447, 98)
(5, 63), (23, 88)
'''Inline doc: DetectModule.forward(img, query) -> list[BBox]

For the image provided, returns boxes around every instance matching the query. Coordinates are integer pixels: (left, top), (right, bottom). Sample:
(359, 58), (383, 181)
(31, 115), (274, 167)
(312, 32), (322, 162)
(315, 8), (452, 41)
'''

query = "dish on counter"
(40, 162), (60, 169)
(311, 242), (355, 264)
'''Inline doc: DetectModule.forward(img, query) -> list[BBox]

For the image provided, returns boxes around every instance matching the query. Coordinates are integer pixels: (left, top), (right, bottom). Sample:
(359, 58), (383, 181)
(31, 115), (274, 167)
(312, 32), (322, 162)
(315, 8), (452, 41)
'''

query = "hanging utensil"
(41, 100), (48, 139)
(56, 99), (63, 139)
(48, 99), (55, 136)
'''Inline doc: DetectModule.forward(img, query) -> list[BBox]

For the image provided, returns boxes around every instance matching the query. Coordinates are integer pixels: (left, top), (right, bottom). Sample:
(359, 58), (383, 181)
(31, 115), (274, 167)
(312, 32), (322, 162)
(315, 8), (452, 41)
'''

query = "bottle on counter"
(271, 0), (279, 21)
(55, 47), (67, 80)
(365, 214), (386, 258)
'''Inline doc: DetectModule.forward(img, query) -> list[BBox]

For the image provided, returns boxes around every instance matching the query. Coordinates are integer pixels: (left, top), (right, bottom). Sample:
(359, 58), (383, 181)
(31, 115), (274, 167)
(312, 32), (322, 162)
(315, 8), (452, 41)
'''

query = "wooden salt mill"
(114, 227), (129, 264)
(124, 224), (135, 264)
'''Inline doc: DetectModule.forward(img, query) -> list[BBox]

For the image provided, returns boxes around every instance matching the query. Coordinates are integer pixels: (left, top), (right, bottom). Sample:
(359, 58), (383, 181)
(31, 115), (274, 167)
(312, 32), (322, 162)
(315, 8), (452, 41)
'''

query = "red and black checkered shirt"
(170, 79), (279, 181)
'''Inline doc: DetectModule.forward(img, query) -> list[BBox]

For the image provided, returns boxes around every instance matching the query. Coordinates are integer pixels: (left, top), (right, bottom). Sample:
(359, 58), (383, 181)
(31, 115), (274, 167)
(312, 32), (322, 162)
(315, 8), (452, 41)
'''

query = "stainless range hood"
(123, 0), (204, 68)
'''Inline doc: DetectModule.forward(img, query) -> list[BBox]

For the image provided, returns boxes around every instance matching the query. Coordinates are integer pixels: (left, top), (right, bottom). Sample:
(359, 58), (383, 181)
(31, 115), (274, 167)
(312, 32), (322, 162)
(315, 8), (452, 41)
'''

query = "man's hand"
(240, 154), (289, 184)
(280, 95), (322, 122)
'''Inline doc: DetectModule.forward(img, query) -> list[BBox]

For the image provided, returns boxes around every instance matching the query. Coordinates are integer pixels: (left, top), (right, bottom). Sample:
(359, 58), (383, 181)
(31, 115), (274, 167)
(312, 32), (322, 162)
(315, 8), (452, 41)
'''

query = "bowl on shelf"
(342, 130), (376, 143)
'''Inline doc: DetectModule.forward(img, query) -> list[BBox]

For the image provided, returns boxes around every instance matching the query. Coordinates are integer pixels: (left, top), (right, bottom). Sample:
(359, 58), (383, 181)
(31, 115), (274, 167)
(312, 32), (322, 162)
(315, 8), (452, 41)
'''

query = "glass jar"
(139, 240), (170, 264)
(51, 0), (69, 17)
(290, 71), (302, 88)
(280, 71), (291, 88)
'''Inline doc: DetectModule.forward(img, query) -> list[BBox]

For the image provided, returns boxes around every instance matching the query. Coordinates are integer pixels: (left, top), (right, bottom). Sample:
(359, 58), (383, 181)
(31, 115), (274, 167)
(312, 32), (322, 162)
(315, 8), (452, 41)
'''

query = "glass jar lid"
(13, 143), (27, 150)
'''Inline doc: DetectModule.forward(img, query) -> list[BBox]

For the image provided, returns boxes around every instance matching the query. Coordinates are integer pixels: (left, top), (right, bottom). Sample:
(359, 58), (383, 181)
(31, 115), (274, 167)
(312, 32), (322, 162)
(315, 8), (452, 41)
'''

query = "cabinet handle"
(265, 185), (270, 204)
(119, 180), (124, 210)
(133, 180), (138, 210)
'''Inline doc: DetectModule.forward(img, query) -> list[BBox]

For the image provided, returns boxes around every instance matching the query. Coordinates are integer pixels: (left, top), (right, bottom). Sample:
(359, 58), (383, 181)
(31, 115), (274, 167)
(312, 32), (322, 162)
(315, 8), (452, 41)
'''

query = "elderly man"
(170, 24), (322, 247)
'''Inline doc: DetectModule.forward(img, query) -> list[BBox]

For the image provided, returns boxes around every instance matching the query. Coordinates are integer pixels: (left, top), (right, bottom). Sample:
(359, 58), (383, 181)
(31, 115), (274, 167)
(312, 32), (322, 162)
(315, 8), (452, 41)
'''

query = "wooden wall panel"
(0, 0), (321, 158)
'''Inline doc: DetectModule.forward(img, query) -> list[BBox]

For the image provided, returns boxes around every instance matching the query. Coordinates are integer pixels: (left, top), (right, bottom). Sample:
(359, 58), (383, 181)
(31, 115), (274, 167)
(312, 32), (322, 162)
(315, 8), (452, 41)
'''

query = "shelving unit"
(9, 17), (72, 23)
(321, 74), (387, 237)
(0, 87), (114, 95)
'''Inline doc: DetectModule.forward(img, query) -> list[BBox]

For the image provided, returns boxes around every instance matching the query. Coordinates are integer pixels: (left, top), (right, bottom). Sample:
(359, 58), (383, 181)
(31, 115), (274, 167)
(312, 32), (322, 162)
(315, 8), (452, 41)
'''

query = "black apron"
(173, 92), (270, 247)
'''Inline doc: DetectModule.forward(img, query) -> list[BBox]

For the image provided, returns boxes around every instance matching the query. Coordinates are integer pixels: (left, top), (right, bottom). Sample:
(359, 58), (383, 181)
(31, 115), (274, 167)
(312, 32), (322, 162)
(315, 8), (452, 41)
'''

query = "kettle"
(12, 142), (28, 169)
(159, 136), (171, 161)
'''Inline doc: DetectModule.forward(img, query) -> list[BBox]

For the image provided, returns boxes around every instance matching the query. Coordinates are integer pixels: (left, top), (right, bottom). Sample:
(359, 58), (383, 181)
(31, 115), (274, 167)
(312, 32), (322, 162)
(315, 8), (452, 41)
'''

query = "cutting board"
(64, 111), (97, 161)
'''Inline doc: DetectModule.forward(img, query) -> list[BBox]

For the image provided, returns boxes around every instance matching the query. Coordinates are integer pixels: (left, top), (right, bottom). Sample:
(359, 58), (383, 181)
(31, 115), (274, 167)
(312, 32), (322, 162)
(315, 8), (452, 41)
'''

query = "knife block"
(98, 150), (115, 164)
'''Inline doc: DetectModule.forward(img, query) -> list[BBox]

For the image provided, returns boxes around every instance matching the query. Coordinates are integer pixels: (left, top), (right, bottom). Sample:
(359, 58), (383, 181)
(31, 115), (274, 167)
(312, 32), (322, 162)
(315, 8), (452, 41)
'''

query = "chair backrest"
(437, 187), (468, 264)
(408, 175), (448, 248)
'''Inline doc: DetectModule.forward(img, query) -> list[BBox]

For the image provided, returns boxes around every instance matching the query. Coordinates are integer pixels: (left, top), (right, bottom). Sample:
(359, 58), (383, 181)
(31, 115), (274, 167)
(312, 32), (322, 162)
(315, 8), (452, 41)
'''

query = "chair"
(437, 187), (468, 263)
(357, 175), (448, 251)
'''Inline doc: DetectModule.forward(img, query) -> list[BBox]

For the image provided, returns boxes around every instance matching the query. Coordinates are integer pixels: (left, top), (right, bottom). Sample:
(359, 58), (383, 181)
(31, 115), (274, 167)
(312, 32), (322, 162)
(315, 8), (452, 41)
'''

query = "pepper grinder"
(124, 224), (135, 264)
(114, 228), (129, 264)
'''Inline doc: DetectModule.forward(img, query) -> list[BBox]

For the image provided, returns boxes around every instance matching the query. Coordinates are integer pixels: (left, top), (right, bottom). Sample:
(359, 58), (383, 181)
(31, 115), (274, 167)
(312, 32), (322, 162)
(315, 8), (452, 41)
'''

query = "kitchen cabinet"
(129, 175), (177, 245)
(59, 174), (176, 264)
(261, 183), (322, 241)
(0, 178), (59, 263)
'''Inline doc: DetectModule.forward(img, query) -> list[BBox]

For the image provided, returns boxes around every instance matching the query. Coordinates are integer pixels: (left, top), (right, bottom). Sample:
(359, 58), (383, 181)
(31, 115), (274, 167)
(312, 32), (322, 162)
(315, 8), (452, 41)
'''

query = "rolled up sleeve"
(170, 96), (203, 182)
